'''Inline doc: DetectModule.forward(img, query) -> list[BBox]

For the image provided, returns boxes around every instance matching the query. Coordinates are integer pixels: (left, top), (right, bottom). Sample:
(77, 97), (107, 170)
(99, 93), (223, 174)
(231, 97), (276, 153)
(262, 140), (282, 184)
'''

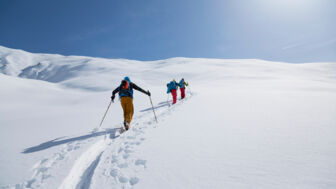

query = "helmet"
(124, 76), (131, 82)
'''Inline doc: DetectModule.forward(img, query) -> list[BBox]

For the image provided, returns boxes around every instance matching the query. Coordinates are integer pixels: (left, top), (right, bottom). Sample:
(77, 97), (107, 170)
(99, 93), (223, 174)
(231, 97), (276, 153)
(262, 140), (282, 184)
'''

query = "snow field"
(135, 89), (336, 189)
(1, 46), (336, 188)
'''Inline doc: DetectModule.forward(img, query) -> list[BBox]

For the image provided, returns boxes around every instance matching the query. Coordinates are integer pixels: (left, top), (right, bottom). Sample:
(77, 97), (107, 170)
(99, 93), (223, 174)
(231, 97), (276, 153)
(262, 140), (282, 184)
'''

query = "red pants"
(171, 89), (177, 104)
(180, 88), (185, 99)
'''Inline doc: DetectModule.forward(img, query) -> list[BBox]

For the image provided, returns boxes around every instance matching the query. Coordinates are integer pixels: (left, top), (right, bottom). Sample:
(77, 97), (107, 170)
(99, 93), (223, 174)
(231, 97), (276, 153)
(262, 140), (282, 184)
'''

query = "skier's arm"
(112, 87), (120, 96)
(131, 83), (150, 96)
(167, 84), (170, 94)
(111, 87), (120, 101)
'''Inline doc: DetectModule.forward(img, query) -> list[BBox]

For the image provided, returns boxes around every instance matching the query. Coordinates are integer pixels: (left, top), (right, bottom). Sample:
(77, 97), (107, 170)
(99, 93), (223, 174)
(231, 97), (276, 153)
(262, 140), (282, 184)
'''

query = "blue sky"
(0, 0), (335, 62)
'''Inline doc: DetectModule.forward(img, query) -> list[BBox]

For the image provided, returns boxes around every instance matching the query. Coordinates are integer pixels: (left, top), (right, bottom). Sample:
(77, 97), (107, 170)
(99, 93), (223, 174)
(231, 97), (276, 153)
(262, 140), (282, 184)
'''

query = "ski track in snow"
(5, 140), (84, 189)
(4, 92), (194, 189)
(89, 92), (194, 188)
(58, 139), (107, 189)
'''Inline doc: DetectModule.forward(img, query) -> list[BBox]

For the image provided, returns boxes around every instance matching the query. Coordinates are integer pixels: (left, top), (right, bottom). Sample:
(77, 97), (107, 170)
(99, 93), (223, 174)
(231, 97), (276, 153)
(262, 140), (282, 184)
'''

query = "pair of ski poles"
(98, 96), (158, 130)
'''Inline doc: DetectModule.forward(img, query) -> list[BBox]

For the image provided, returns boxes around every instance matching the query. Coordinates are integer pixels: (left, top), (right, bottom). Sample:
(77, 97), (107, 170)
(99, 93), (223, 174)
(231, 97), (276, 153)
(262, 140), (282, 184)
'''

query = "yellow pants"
(120, 97), (134, 124)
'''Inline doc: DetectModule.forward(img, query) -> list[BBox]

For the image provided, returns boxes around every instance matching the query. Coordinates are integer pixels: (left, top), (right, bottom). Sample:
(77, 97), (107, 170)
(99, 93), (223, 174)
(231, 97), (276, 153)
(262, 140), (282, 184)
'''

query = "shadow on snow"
(140, 102), (170, 112)
(22, 128), (119, 154)
(140, 97), (190, 112)
(140, 99), (175, 112)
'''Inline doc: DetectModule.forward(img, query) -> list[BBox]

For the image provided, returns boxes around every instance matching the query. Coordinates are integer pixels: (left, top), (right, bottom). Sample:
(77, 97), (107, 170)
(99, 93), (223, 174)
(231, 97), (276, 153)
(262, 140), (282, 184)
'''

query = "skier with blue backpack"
(167, 79), (179, 104)
(178, 78), (188, 99)
(111, 76), (151, 130)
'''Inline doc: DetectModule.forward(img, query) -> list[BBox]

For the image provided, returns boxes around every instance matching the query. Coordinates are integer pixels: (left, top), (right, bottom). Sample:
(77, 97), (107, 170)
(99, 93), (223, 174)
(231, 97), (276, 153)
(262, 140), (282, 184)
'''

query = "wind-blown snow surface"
(0, 45), (336, 188)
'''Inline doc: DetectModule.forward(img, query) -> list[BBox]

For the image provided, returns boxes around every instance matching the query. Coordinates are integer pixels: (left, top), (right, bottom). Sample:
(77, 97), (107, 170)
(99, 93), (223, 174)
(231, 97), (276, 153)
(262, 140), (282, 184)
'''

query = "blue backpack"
(179, 79), (185, 88)
(167, 81), (178, 93)
(119, 77), (134, 98)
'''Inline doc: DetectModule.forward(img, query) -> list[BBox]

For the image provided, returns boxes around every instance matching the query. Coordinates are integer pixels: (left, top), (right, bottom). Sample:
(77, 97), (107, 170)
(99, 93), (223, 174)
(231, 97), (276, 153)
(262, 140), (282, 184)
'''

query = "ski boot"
(123, 121), (130, 131)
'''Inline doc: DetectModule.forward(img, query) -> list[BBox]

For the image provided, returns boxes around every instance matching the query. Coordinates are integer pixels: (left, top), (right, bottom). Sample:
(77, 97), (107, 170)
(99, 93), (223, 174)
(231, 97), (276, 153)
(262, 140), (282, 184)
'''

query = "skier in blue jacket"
(178, 78), (188, 99)
(167, 79), (179, 104)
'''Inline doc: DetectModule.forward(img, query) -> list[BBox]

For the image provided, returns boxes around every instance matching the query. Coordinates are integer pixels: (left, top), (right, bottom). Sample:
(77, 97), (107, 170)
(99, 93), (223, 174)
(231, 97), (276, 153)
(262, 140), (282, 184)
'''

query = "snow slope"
(0, 46), (335, 188)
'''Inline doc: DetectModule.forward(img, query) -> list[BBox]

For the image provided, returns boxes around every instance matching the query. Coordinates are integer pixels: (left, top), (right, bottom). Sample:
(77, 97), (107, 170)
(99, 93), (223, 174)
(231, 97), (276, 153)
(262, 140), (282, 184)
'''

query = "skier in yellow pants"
(111, 76), (151, 130)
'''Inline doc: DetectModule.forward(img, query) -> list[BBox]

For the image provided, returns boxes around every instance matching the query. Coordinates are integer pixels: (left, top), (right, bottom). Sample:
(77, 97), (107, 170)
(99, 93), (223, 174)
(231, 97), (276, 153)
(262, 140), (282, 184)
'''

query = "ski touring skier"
(178, 78), (188, 99)
(167, 79), (179, 104)
(111, 76), (151, 131)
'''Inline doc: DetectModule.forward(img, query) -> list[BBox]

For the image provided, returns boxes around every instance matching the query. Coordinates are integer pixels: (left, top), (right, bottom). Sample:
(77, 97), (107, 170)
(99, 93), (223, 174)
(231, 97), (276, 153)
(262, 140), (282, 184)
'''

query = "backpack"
(167, 81), (178, 93)
(119, 79), (133, 98)
(121, 80), (129, 90)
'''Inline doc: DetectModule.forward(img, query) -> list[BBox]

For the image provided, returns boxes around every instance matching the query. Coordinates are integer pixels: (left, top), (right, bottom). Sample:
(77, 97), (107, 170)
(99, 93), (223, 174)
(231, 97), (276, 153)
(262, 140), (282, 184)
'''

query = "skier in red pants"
(178, 78), (188, 99)
(167, 79), (179, 104)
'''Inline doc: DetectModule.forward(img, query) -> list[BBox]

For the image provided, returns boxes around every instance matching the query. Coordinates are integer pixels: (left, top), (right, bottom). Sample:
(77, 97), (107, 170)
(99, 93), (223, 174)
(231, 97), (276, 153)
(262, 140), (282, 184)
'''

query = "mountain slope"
(0, 46), (335, 188)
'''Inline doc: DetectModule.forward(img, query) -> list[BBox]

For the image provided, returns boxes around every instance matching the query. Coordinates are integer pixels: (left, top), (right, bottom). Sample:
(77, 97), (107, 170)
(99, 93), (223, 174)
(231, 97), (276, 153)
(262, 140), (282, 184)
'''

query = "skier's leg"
(120, 97), (128, 128)
(181, 88), (185, 99)
(124, 97), (133, 129)
(129, 98), (134, 124)
(172, 89), (177, 104)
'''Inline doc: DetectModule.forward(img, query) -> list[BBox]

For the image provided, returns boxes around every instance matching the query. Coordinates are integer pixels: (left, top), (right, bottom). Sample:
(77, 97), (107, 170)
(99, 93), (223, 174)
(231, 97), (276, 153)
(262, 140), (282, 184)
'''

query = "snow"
(0, 45), (335, 188)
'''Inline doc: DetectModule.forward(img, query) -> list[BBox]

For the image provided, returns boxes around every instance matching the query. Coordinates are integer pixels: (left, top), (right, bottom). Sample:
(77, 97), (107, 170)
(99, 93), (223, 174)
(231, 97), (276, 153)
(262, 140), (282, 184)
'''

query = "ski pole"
(167, 94), (171, 107)
(98, 100), (112, 129)
(149, 96), (158, 123)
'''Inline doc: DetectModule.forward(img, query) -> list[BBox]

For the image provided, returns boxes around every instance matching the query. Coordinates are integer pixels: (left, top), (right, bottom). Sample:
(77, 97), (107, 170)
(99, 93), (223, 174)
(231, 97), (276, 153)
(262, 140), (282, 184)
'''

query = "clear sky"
(0, 0), (335, 62)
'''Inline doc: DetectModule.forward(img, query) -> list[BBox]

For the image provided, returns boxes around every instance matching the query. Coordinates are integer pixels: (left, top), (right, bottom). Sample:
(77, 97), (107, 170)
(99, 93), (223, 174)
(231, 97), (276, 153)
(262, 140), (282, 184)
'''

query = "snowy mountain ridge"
(1, 46), (336, 189)
(1, 45), (335, 92)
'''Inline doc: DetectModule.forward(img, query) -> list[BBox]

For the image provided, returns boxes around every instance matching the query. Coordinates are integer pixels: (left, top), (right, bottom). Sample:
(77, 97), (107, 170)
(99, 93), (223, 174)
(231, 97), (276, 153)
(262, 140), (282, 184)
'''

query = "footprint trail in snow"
(5, 92), (193, 189)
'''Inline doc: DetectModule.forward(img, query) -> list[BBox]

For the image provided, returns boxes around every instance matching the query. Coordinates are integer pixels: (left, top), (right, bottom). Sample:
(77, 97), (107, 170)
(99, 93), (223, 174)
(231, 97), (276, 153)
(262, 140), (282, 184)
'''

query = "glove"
(147, 90), (151, 96)
(111, 95), (115, 102)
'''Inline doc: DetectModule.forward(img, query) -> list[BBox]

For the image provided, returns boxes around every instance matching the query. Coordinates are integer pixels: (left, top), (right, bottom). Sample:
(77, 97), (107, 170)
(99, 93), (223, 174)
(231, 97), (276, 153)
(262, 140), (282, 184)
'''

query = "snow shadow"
(140, 98), (188, 112)
(76, 152), (103, 189)
(22, 128), (118, 154)
(158, 100), (173, 105)
(140, 102), (170, 112)
(18, 62), (88, 83)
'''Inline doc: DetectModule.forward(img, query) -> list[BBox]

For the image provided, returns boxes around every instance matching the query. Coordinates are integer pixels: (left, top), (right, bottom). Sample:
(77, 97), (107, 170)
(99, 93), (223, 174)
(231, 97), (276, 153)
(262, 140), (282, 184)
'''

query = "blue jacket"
(179, 79), (187, 89)
(167, 81), (178, 93)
